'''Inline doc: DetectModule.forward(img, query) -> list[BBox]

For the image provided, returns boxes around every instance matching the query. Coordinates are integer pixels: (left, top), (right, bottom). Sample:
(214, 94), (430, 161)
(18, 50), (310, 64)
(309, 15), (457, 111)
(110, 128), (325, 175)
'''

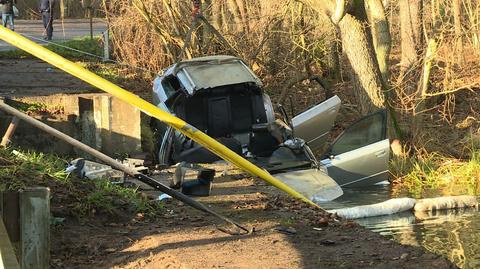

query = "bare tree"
(302, 0), (387, 115)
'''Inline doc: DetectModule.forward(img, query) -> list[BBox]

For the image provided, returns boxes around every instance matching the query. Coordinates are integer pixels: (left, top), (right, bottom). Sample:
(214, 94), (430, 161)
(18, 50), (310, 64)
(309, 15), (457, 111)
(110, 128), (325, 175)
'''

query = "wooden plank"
(0, 219), (20, 269)
(1, 116), (20, 147)
(20, 187), (50, 269)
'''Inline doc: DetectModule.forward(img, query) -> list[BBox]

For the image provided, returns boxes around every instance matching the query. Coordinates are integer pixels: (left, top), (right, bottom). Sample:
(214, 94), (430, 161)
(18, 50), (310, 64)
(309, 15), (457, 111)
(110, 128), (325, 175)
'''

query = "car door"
(320, 110), (390, 187)
(291, 95), (341, 151)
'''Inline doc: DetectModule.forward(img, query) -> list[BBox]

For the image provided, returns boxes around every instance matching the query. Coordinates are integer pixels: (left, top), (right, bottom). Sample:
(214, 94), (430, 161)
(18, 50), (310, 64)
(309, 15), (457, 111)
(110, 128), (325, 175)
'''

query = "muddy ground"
(0, 59), (458, 268)
(49, 165), (457, 269)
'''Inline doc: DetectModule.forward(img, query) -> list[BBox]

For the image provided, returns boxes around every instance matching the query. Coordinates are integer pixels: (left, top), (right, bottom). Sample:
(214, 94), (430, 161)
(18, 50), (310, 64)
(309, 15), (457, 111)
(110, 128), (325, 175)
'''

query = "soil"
(50, 165), (457, 269)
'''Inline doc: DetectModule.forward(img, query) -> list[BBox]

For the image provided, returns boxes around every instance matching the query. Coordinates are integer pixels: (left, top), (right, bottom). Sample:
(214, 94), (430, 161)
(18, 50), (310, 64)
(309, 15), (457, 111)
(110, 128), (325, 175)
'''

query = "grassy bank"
(0, 36), (104, 60)
(0, 147), (162, 219)
(391, 148), (480, 198)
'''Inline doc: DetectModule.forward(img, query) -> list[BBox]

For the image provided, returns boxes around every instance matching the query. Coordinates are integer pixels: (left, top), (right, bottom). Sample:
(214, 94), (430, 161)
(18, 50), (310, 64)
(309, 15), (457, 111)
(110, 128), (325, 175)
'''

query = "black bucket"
(181, 168), (215, 196)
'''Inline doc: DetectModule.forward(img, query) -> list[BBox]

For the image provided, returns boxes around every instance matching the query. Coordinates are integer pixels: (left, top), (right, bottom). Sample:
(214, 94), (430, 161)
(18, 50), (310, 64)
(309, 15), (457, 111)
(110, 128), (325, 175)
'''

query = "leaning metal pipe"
(0, 100), (248, 233)
(0, 26), (318, 207)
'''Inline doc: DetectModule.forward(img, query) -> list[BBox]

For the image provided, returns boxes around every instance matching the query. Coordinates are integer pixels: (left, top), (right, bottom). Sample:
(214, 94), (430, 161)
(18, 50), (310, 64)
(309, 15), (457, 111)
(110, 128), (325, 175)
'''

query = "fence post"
(103, 28), (110, 62)
(19, 187), (50, 269)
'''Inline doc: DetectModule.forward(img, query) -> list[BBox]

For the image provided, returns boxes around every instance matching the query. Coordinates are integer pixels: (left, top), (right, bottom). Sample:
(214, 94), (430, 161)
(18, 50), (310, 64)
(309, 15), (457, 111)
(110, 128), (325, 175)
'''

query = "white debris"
(157, 193), (172, 201)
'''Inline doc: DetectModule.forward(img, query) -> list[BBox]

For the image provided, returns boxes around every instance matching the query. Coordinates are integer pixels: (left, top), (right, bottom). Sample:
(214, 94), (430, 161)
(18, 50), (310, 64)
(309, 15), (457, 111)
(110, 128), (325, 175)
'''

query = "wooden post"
(19, 187), (50, 269)
(1, 116), (19, 147)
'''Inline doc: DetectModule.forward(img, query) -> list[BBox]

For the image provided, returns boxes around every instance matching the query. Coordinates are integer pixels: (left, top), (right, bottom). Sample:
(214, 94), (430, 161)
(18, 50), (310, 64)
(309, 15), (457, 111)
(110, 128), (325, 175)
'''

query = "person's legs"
(8, 14), (14, 31)
(46, 12), (53, 40)
(42, 12), (48, 38)
(2, 14), (7, 27)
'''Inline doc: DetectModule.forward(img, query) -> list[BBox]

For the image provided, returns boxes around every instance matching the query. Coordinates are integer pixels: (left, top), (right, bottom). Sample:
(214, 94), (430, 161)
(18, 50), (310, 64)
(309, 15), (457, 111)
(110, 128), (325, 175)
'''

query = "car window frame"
(327, 109), (387, 156)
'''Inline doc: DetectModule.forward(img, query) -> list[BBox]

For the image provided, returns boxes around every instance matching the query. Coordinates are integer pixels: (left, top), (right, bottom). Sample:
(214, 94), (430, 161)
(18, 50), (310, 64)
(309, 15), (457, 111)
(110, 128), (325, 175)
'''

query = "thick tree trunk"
(366, 0), (391, 82)
(399, 0), (424, 78)
(338, 14), (386, 114)
(303, 0), (386, 115)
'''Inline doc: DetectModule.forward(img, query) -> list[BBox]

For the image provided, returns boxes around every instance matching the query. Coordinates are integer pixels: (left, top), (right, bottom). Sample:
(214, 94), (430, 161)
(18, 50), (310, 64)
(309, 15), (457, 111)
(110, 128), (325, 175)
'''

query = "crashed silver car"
(151, 55), (390, 196)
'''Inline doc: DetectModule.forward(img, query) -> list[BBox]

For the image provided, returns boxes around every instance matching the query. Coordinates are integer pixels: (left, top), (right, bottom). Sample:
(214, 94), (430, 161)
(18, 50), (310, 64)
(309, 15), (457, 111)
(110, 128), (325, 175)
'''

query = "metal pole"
(0, 100), (248, 233)
(89, 7), (93, 40)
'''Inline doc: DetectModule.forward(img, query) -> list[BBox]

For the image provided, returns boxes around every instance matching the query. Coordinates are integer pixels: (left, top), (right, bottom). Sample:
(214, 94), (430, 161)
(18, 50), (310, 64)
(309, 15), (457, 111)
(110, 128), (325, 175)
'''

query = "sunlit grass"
(0, 147), (162, 218)
(391, 148), (480, 198)
(0, 36), (104, 60)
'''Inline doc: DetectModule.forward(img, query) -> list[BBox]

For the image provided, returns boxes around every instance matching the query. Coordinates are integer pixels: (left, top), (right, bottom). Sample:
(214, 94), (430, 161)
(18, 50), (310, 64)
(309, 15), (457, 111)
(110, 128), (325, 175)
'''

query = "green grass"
(391, 149), (480, 198)
(0, 36), (104, 60)
(11, 101), (64, 115)
(0, 147), (163, 219)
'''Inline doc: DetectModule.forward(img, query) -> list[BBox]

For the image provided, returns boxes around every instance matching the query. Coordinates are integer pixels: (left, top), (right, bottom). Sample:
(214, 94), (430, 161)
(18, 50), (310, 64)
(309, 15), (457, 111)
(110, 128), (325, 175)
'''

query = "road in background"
(0, 19), (107, 51)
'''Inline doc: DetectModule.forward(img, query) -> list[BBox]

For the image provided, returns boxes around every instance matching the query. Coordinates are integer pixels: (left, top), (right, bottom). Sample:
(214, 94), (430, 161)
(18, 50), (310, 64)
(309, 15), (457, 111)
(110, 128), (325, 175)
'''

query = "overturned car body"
(151, 55), (389, 200)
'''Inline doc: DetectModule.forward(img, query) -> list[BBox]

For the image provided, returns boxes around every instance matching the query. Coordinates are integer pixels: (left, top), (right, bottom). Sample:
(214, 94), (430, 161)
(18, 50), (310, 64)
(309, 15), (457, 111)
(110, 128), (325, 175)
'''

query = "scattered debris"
(66, 158), (124, 182)
(157, 194), (172, 201)
(319, 239), (335, 246)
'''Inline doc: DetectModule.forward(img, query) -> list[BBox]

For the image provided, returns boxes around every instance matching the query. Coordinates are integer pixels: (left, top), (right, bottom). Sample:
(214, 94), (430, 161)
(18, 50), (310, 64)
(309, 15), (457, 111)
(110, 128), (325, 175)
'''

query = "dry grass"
(103, 0), (333, 99)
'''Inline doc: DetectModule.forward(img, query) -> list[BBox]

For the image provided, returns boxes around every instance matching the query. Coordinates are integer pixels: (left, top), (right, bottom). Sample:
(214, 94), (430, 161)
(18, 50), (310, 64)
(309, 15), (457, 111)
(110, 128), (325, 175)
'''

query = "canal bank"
(0, 146), (457, 268)
(319, 185), (480, 269)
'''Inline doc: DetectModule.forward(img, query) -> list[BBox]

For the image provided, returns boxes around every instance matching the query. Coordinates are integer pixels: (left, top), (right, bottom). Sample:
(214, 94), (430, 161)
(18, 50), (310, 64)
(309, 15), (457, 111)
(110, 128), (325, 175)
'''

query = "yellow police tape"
(0, 27), (318, 207)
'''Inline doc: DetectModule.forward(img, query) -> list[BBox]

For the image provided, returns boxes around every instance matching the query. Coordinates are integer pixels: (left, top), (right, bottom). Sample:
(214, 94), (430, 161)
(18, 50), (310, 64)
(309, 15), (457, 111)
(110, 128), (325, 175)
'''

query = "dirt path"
(51, 166), (457, 269)
(0, 59), (96, 97)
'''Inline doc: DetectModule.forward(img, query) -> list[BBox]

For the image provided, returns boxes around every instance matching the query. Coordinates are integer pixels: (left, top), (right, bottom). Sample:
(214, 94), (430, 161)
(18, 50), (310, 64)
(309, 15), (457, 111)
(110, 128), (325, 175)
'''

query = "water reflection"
(318, 186), (480, 269)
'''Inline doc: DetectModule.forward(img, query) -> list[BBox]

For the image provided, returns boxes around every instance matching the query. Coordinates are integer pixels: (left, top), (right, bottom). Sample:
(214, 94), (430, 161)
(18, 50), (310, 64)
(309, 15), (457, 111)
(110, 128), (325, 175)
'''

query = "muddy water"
(319, 186), (480, 269)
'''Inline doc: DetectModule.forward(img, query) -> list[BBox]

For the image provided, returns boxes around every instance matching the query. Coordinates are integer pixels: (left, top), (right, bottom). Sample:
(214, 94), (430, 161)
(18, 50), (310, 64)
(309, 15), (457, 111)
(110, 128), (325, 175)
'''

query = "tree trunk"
(302, 0), (386, 115)
(399, 0), (424, 79)
(452, 0), (465, 65)
(365, 0), (391, 82)
(338, 14), (386, 114)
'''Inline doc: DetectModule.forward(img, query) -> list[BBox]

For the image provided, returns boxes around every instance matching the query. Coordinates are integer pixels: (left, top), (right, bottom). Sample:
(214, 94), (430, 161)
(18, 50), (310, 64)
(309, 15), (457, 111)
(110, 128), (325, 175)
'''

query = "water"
(319, 185), (480, 269)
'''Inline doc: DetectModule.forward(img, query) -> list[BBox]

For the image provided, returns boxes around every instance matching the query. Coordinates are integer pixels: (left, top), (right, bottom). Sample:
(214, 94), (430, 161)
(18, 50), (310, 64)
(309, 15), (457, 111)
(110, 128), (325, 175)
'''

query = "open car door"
(320, 110), (390, 187)
(291, 95), (341, 151)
